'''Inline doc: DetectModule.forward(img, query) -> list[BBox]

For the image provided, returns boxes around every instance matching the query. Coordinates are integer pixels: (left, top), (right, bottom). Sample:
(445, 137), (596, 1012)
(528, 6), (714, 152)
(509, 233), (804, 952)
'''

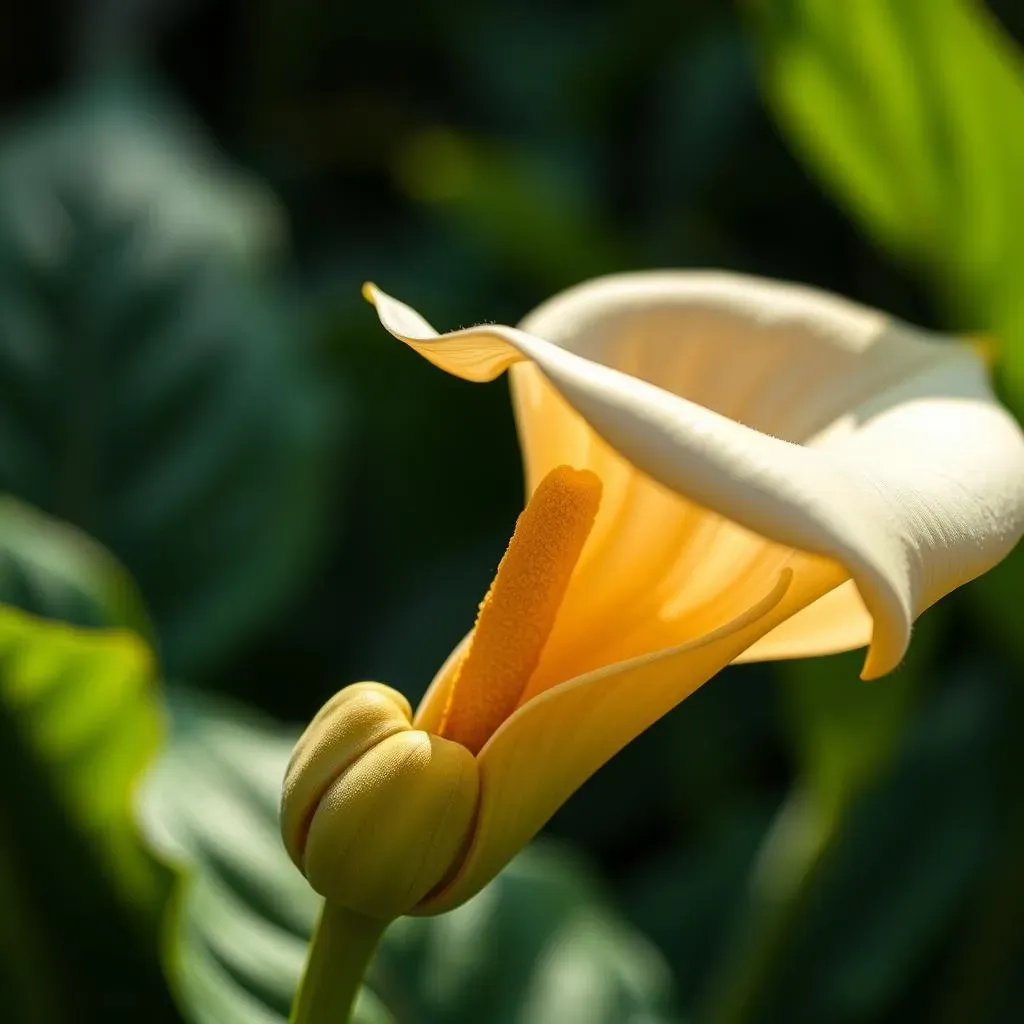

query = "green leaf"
(141, 690), (680, 1024)
(0, 77), (336, 680)
(752, 0), (1024, 393)
(0, 605), (167, 917)
(0, 494), (150, 633)
(753, 0), (1024, 316)
(0, 604), (174, 1023)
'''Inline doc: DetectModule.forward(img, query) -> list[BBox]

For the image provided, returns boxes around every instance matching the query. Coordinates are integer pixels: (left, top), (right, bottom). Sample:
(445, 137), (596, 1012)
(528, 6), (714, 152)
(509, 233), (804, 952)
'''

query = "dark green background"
(1, 1), (1023, 1022)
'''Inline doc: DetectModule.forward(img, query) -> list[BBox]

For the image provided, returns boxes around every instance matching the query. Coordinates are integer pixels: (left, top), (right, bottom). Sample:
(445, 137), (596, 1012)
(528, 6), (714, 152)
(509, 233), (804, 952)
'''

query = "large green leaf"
(0, 493), (149, 633)
(0, 605), (167, 917)
(752, 0), (1024, 348)
(0, 78), (336, 680)
(141, 689), (680, 1024)
(0, 605), (174, 1023)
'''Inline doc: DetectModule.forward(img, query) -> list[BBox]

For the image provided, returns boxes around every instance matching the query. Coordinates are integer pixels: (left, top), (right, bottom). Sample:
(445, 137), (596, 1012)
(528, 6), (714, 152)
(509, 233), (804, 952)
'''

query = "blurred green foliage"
(753, 0), (1024, 386)
(0, 80), (335, 682)
(1, 0), (1024, 1022)
(0, 494), (149, 633)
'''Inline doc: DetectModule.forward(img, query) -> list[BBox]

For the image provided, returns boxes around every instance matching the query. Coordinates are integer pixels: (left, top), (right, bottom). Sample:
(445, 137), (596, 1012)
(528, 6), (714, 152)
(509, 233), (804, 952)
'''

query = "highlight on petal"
(418, 553), (848, 913)
(366, 274), (1024, 680)
(363, 282), (524, 381)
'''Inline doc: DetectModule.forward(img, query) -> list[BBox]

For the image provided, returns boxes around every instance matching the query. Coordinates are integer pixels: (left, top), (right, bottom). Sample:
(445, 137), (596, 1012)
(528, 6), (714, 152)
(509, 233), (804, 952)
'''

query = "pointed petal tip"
(859, 659), (886, 683)
(859, 626), (906, 681)
(367, 285), (526, 382)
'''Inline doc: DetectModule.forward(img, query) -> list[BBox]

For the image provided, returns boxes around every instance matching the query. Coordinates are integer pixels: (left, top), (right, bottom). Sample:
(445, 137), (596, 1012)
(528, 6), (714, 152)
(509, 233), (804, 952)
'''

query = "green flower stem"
(289, 902), (388, 1024)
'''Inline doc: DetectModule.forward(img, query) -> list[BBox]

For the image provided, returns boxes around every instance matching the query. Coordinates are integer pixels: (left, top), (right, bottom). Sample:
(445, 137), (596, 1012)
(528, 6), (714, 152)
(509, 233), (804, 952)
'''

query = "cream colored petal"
(417, 554), (846, 913)
(367, 278), (1024, 679)
(362, 282), (522, 381)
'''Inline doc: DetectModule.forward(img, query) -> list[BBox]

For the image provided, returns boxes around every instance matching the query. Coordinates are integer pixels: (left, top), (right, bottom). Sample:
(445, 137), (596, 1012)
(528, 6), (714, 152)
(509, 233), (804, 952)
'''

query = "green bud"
(281, 682), (479, 919)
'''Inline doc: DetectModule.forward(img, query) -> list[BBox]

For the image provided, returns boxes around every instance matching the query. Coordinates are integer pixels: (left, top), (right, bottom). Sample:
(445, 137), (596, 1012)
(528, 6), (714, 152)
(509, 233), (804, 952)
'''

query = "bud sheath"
(281, 682), (479, 920)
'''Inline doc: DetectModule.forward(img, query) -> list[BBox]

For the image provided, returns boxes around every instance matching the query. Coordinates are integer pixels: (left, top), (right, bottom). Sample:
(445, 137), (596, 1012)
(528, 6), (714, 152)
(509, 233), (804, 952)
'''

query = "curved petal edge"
(366, 276), (1024, 680)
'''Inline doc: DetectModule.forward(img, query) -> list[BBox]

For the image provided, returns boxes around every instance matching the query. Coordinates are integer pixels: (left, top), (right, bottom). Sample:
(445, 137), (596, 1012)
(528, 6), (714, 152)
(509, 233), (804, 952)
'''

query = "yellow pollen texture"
(439, 465), (603, 755)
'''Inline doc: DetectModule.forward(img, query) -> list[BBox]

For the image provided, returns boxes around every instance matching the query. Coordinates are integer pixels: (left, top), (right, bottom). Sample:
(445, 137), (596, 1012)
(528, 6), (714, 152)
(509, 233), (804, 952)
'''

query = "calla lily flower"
(283, 272), (1024, 947)
(361, 271), (1024, 913)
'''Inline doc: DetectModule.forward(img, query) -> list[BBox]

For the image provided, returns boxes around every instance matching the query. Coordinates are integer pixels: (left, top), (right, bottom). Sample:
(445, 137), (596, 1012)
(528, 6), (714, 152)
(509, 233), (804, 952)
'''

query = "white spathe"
(367, 271), (1024, 680)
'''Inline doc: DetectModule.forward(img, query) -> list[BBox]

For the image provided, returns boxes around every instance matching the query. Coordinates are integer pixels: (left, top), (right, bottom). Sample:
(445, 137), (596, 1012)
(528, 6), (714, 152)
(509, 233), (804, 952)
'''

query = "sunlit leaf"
(0, 606), (173, 1021)
(752, 0), (1024, 349)
(141, 689), (680, 1024)
(0, 606), (167, 916)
